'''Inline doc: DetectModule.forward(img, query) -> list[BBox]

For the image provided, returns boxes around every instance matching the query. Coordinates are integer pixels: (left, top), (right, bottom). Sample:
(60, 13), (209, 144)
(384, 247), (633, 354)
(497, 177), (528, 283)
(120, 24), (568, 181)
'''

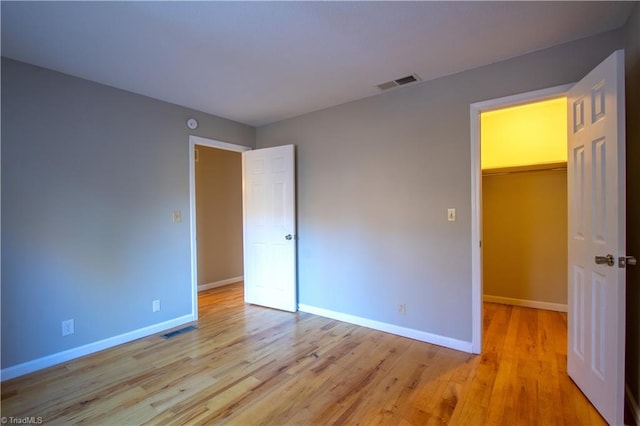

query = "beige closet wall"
(483, 169), (567, 305)
(195, 145), (243, 285)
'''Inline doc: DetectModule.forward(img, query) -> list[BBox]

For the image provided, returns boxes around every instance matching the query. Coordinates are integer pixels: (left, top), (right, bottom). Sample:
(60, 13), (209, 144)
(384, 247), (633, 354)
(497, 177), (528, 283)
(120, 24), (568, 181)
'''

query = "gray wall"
(195, 146), (243, 285)
(625, 1), (640, 411)
(1, 58), (255, 369)
(256, 30), (624, 343)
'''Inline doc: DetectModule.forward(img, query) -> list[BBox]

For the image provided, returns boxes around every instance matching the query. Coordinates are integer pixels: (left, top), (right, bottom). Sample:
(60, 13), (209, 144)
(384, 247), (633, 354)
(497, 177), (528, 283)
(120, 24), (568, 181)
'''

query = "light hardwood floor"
(2, 283), (606, 425)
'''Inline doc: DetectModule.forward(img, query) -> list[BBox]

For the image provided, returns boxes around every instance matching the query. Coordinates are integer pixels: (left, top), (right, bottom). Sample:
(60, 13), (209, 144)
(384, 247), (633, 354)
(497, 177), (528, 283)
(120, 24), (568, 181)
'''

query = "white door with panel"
(567, 50), (626, 426)
(242, 145), (297, 312)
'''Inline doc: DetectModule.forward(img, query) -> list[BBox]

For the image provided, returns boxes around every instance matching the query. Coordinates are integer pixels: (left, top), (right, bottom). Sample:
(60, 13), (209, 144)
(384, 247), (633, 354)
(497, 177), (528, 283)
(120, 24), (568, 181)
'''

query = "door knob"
(595, 254), (615, 267)
(285, 234), (293, 240)
(618, 256), (637, 268)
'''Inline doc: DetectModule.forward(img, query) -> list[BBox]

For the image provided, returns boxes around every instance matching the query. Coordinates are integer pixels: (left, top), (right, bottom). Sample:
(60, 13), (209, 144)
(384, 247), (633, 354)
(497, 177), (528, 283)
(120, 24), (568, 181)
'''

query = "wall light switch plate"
(172, 210), (182, 224)
(448, 208), (456, 222)
(152, 300), (161, 312)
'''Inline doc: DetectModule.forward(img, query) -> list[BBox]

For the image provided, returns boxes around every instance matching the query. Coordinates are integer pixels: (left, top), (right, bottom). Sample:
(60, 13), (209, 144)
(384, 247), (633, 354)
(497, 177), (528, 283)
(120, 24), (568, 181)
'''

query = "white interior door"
(567, 50), (626, 425)
(242, 145), (297, 312)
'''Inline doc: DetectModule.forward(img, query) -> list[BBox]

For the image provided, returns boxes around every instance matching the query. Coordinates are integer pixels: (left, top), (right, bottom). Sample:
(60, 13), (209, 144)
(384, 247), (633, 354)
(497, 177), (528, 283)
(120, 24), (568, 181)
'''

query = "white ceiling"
(1, 1), (635, 127)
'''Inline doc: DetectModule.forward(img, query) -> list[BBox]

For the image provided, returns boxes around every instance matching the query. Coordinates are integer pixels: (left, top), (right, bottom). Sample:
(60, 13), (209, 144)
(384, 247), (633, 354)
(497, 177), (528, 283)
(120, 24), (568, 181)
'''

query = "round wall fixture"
(186, 118), (199, 130)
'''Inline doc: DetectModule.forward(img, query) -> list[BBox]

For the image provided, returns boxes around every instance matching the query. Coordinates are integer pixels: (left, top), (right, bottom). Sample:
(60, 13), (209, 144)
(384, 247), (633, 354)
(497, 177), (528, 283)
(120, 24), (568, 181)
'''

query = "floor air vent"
(376, 74), (421, 91)
(162, 325), (197, 339)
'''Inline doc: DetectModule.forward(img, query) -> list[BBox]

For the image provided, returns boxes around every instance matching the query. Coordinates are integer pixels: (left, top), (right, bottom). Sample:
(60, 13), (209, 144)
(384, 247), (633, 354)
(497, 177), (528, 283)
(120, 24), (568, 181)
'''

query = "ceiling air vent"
(376, 74), (421, 91)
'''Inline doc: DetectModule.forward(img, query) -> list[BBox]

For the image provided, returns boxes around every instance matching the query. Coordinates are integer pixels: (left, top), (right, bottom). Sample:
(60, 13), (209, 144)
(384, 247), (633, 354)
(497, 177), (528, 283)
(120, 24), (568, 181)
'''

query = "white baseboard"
(483, 295), (567, 312)
(298, 304), (473, 353)
(198, 276), (243, 292)
(1, 314), (195, 382)
(627, 384), (640, 425)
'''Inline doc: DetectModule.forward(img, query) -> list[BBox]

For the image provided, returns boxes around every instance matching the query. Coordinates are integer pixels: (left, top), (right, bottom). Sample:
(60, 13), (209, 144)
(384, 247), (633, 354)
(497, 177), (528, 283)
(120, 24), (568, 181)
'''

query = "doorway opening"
(188, 135), (251, 319)
(482, 97), (568, 313)
(470, 84), (573, 353)
(470, 51), (628, 425)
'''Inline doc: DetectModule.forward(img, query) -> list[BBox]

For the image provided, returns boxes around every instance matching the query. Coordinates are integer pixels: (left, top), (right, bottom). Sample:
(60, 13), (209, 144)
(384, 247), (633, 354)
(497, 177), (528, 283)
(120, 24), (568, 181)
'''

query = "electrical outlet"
(398, 304), (406, 316)
(62, 319), (75, 336)
(152, 300), (161, 312)
(172, 210), (182, 224)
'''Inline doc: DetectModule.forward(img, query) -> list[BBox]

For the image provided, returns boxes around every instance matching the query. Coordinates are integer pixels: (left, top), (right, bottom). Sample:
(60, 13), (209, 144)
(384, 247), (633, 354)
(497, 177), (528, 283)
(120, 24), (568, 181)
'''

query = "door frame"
(188, 135), (252, 320)
(469, 83), (574, 353)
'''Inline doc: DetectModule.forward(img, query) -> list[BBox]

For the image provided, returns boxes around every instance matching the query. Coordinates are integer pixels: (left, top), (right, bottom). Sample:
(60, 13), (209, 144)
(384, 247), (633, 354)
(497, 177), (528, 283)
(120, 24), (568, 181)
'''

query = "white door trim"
(188, 135), (252, 320)
(469, 83), (573, 353)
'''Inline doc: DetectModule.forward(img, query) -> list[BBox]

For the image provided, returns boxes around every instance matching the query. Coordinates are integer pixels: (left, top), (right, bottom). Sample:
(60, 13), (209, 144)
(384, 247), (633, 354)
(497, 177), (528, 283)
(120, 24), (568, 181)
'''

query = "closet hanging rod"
(483, 165), (567, 176)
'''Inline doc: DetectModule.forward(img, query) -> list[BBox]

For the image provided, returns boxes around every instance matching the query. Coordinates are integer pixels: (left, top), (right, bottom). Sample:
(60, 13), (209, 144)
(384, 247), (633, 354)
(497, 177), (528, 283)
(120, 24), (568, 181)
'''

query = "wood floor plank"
(1, 287), (607, 425)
